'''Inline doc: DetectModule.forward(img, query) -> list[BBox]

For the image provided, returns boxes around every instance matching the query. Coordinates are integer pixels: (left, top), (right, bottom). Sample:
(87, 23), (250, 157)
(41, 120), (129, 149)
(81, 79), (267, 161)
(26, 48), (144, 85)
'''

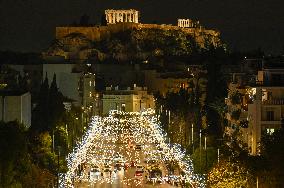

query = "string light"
(59, 109), (205, 187)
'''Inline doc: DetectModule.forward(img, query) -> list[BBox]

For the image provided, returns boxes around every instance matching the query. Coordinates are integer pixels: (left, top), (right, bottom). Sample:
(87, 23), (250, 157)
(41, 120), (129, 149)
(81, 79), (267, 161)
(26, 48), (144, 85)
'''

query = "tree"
(192, 147), (217, 174)
(260, 128), (284, 187)
(31, 74), (49, 132)
(48, 74), (64, 130)
(208, 98), (227, 134)
(0, 121), (57, 187)
(230, 91), (242, 105)
(0, 121), (28, 187)
(29, 132), (57, 173)
(207, 159), (253, 188)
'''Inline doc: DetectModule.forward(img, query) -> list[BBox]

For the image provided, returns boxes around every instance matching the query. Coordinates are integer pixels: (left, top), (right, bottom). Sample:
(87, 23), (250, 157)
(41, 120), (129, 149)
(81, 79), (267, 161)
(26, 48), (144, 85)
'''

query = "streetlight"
(57, 146), (61, 188)
(65, 124), (69, 149)
(217, 148), (220, 163)
(52, 130), (55, 153)
(191, 123), (194, 154)
(199, 129), (202, 172)
(205, 135), (207, 173)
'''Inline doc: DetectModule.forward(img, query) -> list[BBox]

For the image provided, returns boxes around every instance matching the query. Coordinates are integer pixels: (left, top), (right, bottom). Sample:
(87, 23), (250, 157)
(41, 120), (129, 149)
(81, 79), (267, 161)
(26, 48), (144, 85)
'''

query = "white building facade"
(43, 64), (81, 105)
(246, 87), (284, 155)
(225, 66), (284, 155)
(102, 85), (154, 115)
(0, 91), (31, 128)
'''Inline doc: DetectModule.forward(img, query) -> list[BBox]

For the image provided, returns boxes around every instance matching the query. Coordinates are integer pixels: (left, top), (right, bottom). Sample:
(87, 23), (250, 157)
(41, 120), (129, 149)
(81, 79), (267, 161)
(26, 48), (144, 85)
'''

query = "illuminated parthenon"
(178, 19), (197, 28)
(105, 9), (139, 24)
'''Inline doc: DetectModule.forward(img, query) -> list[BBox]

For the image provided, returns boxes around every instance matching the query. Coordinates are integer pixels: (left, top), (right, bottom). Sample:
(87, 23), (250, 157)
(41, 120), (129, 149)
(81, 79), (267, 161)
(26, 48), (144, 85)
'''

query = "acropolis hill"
(45, 9), (222, 62)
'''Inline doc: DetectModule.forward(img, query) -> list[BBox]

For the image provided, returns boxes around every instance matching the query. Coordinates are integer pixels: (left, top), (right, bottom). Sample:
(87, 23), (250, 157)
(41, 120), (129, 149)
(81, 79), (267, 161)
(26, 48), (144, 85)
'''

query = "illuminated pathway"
(59, 109), (205, 188)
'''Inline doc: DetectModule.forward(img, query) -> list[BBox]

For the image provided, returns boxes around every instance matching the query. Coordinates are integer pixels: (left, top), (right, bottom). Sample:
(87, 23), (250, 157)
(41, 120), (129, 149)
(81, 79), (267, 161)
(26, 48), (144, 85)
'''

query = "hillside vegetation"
(45, 28), (223, 62)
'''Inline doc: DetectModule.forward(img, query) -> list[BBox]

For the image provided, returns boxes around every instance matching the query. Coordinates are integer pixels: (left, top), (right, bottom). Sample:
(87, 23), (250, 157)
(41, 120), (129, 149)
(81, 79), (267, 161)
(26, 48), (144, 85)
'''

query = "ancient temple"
(105, 9), (139, 24)
(178, 19), (199, 28)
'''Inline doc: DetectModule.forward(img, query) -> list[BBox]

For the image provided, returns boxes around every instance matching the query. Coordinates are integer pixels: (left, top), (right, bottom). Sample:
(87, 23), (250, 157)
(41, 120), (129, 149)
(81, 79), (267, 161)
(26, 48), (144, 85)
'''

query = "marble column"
(109, 14), (112, 23)
(135, 12), (138, 23)
(107, 13), (110, 24)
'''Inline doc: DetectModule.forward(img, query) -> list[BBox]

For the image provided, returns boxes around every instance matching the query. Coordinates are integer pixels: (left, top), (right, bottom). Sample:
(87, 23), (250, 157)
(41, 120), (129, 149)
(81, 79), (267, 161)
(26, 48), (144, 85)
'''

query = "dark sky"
(1, 0), (284, 54)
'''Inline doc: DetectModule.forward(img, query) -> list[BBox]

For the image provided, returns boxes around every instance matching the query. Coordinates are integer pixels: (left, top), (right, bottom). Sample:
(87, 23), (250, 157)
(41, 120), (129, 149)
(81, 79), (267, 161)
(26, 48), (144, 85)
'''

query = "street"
(60, 110), (203, 188)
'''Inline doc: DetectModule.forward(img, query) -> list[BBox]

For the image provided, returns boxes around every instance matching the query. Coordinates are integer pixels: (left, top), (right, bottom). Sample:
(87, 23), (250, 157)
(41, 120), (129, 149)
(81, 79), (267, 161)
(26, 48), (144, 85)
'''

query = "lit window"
(93, 81), (95, 87)
(89, 92), (92, 97)
(89, 81), (92, 86)
(121, 103), (126, 111)
(266, 128), (275, 135)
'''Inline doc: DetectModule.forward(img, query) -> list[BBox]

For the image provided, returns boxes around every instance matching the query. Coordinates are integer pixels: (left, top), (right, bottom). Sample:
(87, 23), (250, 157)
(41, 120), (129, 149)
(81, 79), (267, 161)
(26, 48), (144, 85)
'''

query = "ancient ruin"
(45, 9), (223, 61)
(178, 19), (199, 28)
(105, 9), (139, 24)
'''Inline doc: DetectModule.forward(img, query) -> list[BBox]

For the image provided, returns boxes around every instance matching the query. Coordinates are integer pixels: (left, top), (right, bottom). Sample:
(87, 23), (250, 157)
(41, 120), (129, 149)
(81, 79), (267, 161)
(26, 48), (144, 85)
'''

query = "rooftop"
(0, 90), (29, 96)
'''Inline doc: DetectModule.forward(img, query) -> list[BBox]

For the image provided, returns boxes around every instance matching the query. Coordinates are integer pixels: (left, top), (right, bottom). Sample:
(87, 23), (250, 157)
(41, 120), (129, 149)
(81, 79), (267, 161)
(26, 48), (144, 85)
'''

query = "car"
(129, 142), (134, 148)
(135, 165), (144, 177)
(89, 166), (101, 181)
(130, 160), (137, 167)
(136, 165), (144, 171)
(149, 168), (162, 180)
(146, 159), (157, 166)
(135, 144), (142, 151)
(104, 165), (112, 171)
(103, 165), (112, 177)
(104, 158), (111, 165)
(123, 162), (130, 169)
(115, 161), (124, 171)
(157, 147), (163, 151)
(135, 170), (144, 177)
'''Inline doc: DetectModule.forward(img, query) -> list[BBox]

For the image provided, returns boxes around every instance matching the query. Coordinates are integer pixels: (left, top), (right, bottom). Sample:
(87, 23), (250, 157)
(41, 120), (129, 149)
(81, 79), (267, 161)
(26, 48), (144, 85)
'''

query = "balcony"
(262, 99), (284, 105)
(261, 120), (282, 125)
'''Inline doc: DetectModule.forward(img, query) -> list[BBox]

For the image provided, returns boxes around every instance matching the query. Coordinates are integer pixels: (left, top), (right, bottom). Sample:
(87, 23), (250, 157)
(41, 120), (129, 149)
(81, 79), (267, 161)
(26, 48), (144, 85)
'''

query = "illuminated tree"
(207, 159), (253, 188)
(0, 121), (56, 187)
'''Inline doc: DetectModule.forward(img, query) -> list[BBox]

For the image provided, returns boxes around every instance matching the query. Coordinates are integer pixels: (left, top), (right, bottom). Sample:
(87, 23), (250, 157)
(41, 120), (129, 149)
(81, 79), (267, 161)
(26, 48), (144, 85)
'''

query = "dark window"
(271, 74), (284, 86)
(267, 111), (274, 121)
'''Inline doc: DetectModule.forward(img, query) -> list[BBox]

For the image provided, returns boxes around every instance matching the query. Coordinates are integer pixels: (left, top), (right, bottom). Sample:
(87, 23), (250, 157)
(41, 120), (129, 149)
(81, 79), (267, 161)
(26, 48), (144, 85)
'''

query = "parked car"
(135, 144), (142, 151)
(135, 165), (144, 177)
(89, 166), (101, 181)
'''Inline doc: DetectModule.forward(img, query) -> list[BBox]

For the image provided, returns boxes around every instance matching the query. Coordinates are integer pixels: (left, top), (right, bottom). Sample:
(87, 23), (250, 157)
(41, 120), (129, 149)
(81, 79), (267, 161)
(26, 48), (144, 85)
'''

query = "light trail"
(59, 109), (205, 187)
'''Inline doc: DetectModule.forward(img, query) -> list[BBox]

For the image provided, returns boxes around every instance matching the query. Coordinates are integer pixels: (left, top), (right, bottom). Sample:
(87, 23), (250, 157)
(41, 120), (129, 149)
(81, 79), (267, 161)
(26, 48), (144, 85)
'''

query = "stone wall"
(56, 23), (139, 41)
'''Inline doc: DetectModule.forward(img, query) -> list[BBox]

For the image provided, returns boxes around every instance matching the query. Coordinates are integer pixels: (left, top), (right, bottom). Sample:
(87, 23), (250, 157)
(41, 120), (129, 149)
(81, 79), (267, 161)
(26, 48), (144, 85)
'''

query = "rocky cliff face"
(44, 24), (223, 62)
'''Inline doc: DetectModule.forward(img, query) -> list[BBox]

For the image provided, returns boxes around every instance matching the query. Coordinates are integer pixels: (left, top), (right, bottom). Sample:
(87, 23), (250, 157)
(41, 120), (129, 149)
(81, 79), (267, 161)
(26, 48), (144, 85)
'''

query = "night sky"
(1, 0), (284, 54)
